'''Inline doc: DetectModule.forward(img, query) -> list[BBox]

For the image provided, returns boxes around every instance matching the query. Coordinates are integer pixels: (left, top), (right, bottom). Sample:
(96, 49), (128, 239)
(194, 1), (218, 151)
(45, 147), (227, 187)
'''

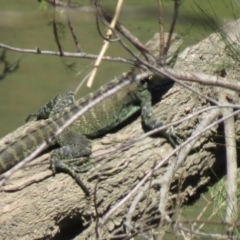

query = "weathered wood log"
(1, 19), (240, 239)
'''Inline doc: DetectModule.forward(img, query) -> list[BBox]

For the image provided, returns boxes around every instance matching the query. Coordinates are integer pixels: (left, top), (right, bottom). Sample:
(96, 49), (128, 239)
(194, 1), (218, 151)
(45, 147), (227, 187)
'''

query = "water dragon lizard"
(0, 33), (182, 195)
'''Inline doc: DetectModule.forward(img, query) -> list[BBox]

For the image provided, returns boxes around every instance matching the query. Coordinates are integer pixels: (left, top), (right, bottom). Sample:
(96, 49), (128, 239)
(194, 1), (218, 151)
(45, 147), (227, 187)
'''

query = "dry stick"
(101, 109), (240, 226)
(193, 197), (213, 231)
(179, 219), (240, 228)
(0, 72), (151, 186)
(151, 65), (240, 106)
(197, 195), (226, 231)
(95, 15), (153, 71)
(45, 0), (80, 9)
(67, 0), (81, 52)
(94, 16), (152, 75)
(122, 217), (234, 239)
(0, 42), (133, 65)
(157, 68), (220, 107)
(176, 225), (227, 239)
(49, 0), (155, 69)
(53, 0), (63, 56)
(220, 94), (238, 234)
(87, 0), (124, 88)
(94, 177), (101, 239)
(107, 32), (152, 73)
(74, 71), (92, 95)
(124, 222), (150, 239)
(164, 0), (180, 58)
(174, 175), (187, 235)
(127, 217), (233, 240)
(0, 50), (21, 80)
(109, 20), (156, 64)
(99, 6), (156, 64)
(157, 0), (165, 64)
(125, 160), (158, 235)
(95, 7), (120, 43)
(110, 25), (168, 74)
(2, 38), (240, 93)
(125, 179), (162, 233)
(162, 67), (240, 92)
(158, 108), (221, 223)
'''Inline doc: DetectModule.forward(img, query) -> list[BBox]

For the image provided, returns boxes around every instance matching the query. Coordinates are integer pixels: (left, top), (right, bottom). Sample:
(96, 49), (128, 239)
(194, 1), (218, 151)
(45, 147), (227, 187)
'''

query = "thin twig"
(0, 42), (134, 65)
(67, 0), (81, 52)
(2, 37), (240, 93)
(87, 0), (124, 87)
(158, 108), (220, 222)
(74, 71), (92, 95)
(94, 7), (150, 76)
(44, 0), (80, 9)
(99, 9), (156, 64)
(160, 67), (240, 93)
(53, 0), (63, 56)
(157, 0), (165, 65)
(164, 0), (180, 61)
(220, 92), (238, 235)
(94, 176), (101, 239)
(124, 162), (156, 232)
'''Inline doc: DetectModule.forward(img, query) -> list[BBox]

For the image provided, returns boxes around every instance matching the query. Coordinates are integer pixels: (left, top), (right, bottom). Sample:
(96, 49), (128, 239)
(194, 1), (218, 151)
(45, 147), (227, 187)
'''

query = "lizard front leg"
(27, 91), (92, 195)
(52, 130), (92, 196)
(26, 91), (75, 121)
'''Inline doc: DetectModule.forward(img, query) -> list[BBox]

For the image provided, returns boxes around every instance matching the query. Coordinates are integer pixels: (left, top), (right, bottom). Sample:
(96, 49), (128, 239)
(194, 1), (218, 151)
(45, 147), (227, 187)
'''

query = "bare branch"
(157, 0), (165, 64)
(164, 0), (180, 61)
(0, 42), (134, 65)
(87, 0), (124, 87)
(52, 0), (63, 56)
(158, 67), (240, 93)
(67, 0), (81, 52)
(219, 92), (238, 236)
(158, 108), (220, 221)
(42, 0), (80, 9)
(97, 7), (156, 64)
(0, 50), (20, 80)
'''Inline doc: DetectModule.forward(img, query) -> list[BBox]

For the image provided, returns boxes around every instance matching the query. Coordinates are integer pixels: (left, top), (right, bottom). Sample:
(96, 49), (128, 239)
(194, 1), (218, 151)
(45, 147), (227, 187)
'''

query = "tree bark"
(1, 20), (240, 239)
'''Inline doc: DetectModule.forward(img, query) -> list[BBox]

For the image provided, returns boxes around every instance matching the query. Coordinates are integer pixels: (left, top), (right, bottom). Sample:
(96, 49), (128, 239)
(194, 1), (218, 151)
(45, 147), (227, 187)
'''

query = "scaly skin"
(0, 33), (182, 194)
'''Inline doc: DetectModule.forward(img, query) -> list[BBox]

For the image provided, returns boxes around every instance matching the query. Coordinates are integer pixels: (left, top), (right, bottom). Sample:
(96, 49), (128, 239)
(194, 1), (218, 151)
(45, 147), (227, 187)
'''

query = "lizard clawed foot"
(50, 157), (90, 196)
(165, 126), (182, 148)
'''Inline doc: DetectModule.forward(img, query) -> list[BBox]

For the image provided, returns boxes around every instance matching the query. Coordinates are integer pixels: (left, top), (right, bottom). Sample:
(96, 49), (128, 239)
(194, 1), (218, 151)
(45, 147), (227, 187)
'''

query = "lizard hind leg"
(141, 100), (179, 147)
(51, 130), (92, 195)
